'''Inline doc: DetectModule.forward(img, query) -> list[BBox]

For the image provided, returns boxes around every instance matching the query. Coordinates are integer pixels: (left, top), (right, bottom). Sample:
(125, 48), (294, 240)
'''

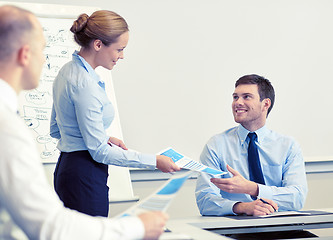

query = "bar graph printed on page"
(117, 171), (192, 218)
(160, 148), (227, 176)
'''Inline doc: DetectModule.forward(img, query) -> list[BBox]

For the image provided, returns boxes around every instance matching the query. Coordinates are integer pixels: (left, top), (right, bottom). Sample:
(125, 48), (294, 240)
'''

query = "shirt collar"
(0, 78), (18, 113)
(72, 50), (103, 85)
(237, 124), (268, 146)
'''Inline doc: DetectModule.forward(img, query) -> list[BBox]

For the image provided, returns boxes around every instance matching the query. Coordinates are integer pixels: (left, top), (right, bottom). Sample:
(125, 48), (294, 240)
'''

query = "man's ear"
(263, 98), (271, 112)
(93, 39), (103, 52)
(17, 45), (31, 67)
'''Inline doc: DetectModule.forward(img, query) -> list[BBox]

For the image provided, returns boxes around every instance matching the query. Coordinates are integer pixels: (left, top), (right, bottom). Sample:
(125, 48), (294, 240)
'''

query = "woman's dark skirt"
(54, 150), (109, 217)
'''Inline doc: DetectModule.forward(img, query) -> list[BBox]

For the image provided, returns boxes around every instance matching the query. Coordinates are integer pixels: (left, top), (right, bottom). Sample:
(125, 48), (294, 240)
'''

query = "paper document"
(160, 147), (227, 176)
(258, 211), (311, 218)
(117, 147), (226, 218)
(117, 171), (193, 218)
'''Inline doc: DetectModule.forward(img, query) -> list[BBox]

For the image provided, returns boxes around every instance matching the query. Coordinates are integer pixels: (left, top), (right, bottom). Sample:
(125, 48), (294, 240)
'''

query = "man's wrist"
(233, 202), (245, 215)
(247, 181), (259, 197)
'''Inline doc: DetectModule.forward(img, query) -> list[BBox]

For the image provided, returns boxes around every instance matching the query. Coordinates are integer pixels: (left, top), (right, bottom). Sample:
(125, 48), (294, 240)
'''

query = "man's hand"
(210, 165), (258, 196)
(233, 198), (278, 216)
(138, 211), (168, 240)
(156, 155), (181, 173)
(107, 137), (128, 150)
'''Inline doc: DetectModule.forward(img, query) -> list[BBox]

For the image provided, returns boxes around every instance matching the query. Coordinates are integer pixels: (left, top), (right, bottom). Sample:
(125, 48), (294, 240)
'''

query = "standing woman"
(50, 10), (180, 217)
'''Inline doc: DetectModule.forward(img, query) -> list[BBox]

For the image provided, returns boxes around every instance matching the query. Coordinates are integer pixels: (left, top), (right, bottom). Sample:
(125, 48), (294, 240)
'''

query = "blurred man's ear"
(17, 45), (31, 67)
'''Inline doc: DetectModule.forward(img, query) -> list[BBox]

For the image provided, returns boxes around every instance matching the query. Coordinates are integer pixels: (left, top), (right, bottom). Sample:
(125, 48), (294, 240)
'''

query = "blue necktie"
(248, 132), (265, 185)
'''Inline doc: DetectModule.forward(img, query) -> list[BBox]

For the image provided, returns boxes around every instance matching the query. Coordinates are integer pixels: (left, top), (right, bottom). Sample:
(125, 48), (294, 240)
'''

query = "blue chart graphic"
(157, 175), (189, 195)
(202, 168), (224, 175)
(118, 172), (192, 217)
(161, 148), (184, 162)
(160, 148), (227, 176)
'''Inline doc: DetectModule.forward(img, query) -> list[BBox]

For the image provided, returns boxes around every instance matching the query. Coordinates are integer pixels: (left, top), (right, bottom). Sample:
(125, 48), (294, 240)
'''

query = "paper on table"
(159, 232), (193, 240)
(258, 211), (311, 218)
(116, 171), (193, 218)
(160, 147), (227, 177)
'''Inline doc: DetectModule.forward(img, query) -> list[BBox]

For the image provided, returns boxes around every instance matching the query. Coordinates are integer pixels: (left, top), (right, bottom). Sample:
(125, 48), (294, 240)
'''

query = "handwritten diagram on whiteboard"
(18, 18), (78, 163)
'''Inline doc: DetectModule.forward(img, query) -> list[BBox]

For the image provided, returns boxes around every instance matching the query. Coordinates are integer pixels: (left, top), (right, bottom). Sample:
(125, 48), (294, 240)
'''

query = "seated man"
(196, 74), (308, 216)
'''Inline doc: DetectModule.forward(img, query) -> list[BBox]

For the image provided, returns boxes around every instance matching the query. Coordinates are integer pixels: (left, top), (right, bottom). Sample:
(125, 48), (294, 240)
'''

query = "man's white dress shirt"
(0, 79), (145, 240)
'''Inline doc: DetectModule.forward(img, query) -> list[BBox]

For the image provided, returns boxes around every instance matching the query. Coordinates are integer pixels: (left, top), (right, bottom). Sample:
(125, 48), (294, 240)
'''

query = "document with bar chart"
(159, 147), (227, 176)
(116, 148), (227, 219)
(117, 171), (193, 218)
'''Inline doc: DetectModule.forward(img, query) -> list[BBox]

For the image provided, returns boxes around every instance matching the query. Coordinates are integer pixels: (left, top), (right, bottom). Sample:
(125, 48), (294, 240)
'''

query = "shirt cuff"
(124, 216), (145, 239)
(229, 201), (242, 215)
(257, 184), (273, 200)
(108, 216), (145, 239)
(139, 153), (156, 169)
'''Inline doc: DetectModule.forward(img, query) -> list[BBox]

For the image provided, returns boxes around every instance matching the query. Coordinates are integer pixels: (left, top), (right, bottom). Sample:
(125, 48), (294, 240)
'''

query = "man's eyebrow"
(232, 92), (254, 96)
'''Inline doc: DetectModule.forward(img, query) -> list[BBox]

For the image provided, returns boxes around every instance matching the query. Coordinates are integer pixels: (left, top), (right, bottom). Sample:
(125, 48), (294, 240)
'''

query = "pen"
(259, 198), (277, 212)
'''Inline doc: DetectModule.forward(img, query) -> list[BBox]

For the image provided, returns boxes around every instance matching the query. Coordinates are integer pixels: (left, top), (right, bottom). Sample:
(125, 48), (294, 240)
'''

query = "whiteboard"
(18, 17), (77, 163)
(1, 2), (136, 201)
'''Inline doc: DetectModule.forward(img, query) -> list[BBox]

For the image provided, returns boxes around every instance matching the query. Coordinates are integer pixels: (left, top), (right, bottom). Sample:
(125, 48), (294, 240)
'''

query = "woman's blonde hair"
(70, 10), (128, 48)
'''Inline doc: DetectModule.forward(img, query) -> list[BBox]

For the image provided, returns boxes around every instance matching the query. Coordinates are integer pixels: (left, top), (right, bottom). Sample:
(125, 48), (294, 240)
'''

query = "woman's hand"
(107, 137), (128, 150)
(156, 155), (181, 173)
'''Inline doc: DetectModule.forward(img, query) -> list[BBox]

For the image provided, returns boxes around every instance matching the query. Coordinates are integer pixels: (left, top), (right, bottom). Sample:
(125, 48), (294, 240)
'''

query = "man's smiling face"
(232, 84), (269, 131)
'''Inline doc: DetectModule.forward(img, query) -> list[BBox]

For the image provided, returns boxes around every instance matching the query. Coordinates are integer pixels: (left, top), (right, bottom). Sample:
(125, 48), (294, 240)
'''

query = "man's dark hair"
(235, 74), (275, 116)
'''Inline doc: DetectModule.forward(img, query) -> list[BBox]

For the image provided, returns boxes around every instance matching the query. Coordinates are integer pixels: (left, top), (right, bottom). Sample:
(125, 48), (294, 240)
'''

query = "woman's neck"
(78, 48), (98, 69)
